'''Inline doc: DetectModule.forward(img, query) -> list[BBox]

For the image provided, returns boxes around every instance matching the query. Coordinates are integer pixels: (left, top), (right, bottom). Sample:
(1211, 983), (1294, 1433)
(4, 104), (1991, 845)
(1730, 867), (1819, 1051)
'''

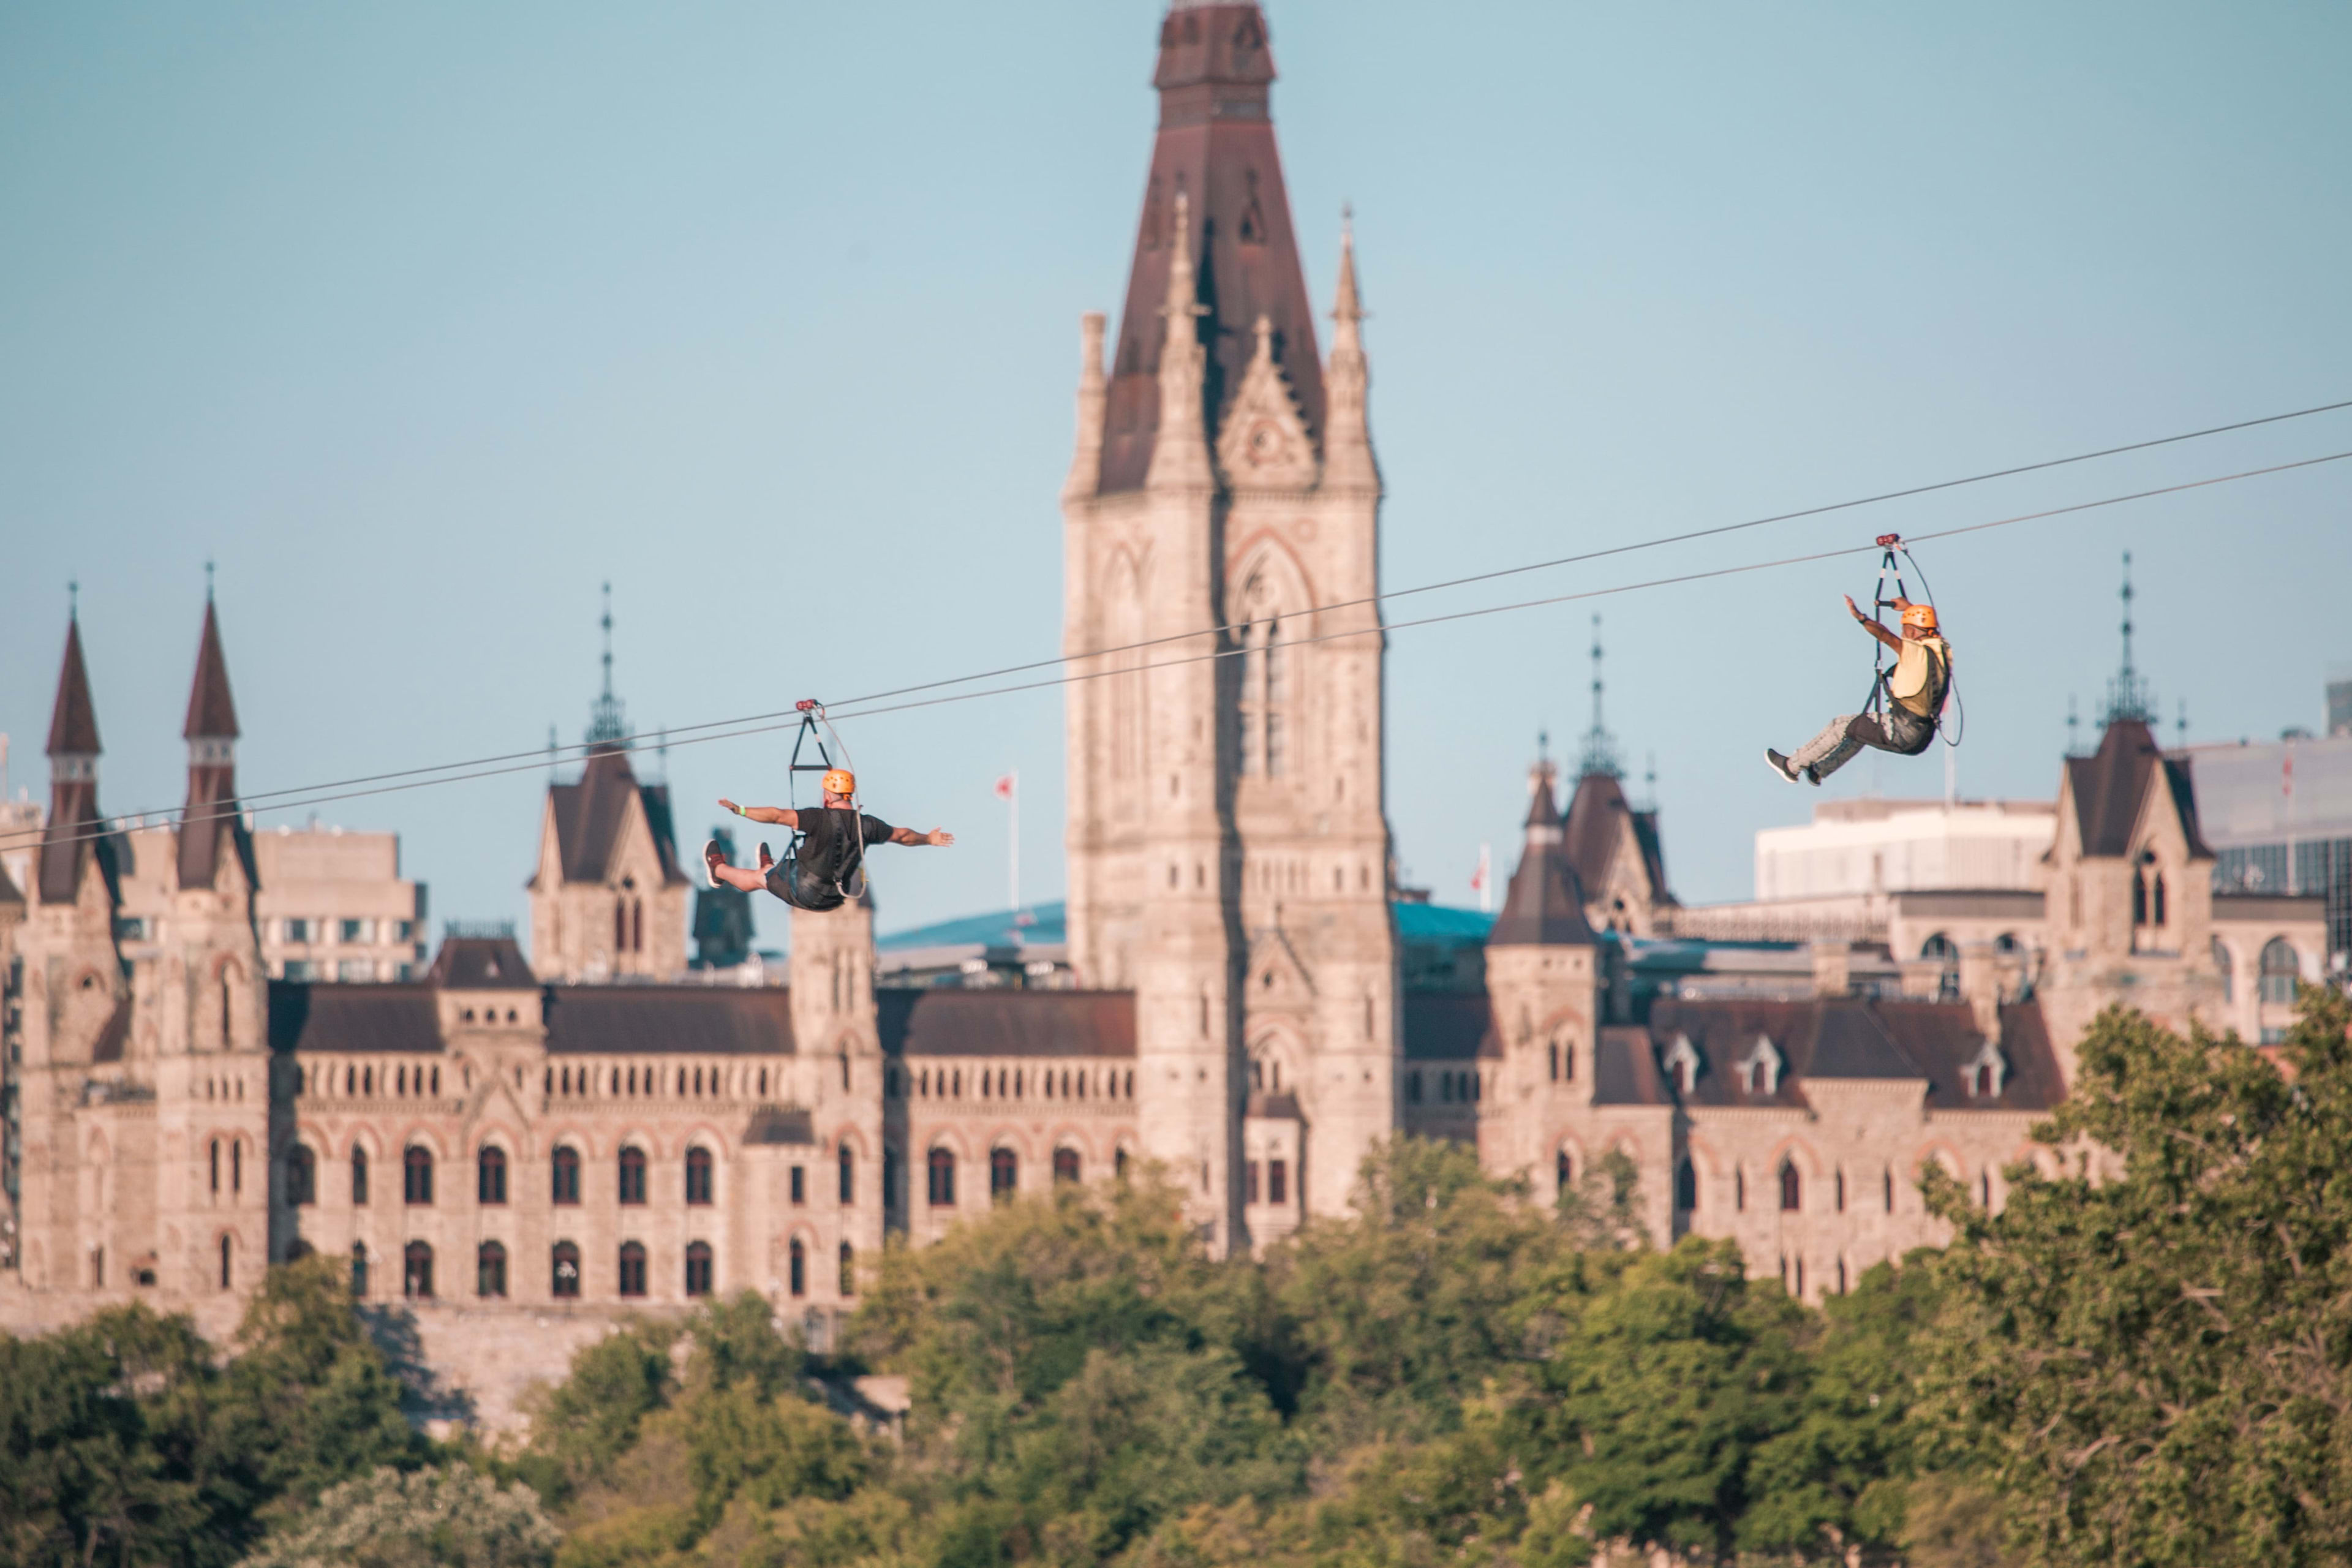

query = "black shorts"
(763, 861), (845, 912)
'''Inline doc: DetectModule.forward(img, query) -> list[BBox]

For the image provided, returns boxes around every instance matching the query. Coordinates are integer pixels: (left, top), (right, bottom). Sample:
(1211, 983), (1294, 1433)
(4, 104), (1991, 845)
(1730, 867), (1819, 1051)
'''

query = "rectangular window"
(395, 920), (414, 941)
(790, 1165), (805, 1206)
(1268, 1159), (1288, 1206)
(337, 960), (375, 982)
(283, 919), (313, 944)
(341, 918), (374, 944)
(1265, 714), (1285, 777)
(282, 960), (316, 982)
(1245, 1161), (1261, 1204)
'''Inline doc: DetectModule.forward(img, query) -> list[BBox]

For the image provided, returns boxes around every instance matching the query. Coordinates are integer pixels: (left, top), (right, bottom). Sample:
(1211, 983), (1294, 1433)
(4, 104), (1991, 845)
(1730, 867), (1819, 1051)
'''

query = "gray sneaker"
(1765, 748), (1801, 783)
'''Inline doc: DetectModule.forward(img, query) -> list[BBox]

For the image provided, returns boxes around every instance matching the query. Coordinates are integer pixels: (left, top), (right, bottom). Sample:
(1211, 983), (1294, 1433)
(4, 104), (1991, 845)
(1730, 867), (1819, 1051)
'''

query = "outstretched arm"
(719, 798), (799, 828)
(1843, 595), (1902, 654)
(889, 826), (955, 848)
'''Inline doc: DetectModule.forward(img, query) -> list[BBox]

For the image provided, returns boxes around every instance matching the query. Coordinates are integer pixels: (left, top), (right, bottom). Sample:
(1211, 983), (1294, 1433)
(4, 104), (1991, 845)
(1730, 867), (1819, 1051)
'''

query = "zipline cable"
(23, 393), (2351, 837)
(15, 447), (2347, 856)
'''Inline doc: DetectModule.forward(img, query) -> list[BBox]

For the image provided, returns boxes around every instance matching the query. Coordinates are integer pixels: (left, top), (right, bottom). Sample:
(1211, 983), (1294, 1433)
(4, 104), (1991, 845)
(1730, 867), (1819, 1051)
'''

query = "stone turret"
(1481, 754), (1600, 1188)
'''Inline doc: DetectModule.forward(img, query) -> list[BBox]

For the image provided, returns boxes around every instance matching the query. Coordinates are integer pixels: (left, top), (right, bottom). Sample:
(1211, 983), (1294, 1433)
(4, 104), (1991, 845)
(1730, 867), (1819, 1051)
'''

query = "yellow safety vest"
(1890, 636), (1950, 718)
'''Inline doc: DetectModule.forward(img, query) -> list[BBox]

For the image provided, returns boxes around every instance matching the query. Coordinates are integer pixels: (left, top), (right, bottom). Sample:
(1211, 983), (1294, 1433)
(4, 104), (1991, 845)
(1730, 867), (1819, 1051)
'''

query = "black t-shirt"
(795, 808), (894, 878)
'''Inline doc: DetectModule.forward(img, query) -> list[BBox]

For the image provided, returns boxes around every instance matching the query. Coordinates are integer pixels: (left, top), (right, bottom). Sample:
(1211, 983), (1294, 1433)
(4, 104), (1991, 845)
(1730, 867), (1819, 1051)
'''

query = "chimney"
(1811, 940), (1852, 999)
(1958, 938), (2003, 1043)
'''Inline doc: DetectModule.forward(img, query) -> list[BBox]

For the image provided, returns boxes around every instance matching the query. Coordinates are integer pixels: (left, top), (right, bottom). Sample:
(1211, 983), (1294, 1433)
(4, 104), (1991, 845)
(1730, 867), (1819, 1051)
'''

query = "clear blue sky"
(4, 2), (2348, 949)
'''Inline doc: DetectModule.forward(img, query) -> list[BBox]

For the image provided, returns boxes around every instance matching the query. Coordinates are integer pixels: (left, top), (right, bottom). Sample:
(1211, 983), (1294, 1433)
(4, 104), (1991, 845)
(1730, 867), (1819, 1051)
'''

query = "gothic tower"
(157, 596), (274, 1294)
(1062, 0), (1394, 1245)
(15, 611), (131, 1295)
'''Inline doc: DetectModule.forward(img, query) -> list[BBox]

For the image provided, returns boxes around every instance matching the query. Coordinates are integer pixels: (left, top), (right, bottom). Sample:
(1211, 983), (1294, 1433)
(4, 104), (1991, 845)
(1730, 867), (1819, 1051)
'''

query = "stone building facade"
(0, 0), (2333, 1426)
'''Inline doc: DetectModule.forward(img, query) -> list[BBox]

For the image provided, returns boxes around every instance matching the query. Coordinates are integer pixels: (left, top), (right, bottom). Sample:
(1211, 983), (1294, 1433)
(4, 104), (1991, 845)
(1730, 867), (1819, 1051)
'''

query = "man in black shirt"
(703, 769), (954, 912)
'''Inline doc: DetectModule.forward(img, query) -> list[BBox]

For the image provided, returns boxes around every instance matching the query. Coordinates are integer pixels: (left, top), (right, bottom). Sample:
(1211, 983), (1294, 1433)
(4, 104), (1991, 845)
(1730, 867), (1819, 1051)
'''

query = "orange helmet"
(822, 769), (856, 797)
(1900, 603), (1939, 632)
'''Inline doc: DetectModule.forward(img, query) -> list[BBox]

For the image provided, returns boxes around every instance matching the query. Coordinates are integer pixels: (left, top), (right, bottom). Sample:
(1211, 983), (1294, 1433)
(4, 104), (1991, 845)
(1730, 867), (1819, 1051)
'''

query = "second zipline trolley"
(1856, 533), (1961, 745)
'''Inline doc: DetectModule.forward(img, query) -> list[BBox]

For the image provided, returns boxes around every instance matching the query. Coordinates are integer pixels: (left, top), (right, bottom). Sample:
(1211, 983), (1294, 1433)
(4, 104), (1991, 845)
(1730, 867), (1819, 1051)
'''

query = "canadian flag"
(993, 774), (1016, 801)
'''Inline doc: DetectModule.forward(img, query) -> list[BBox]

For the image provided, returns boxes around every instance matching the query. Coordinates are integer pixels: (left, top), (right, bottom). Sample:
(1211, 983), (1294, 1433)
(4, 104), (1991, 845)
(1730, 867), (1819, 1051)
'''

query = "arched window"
(617, 1242), (647, 1298)
(788, 1238), (806, 1298)
(286, 1144), (315, 1207)
(210, 1139), (221, 1193)
(2261, 939), (2301, 1004)
(684, 1241), (713, 1297)
(551, 1242), (581, 1298)
(685, 1147), (715, 1206)
(403, 1241), (433, 1299)
(839, 1143), (855, 1204)
(927, 1147), (956, 1207)
(219, 1234), (234, 1291)
(349, 1242), (368, 1297)
(552, 1147), (581, 1205)
(614, 902), (627, 954)
(2132, 864), (2150, 927)
(1053, 1148), (1080, 1184)
(839, 1242), (855, 1297)
(2152, 873), (2168, 927)
(618, 1146), (647, 1205)
(2212, 937), (2235, 1003)
(631, 899), (644, 954)
(1883, 1166), (1894, 1211)
(477, 1145), (507, 1205)
(989, 1147), (1018, 1200)
(1555, 1148), (1573, 1197)
(1779, 1161), (1801, 1213)
(1675, 1158), (1698, 1212)
(1115, 1147), (1129, 1180)
(477, 1241), (507, 1298)
(402, 1146), (433, 1206)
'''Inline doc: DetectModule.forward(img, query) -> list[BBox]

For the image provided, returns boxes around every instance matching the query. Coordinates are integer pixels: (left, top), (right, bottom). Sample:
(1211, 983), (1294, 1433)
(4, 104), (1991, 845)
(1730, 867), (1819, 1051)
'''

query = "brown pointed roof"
(1561, 770), (1675, 908)
(38, 617), (115, 906)
(1097, 2), (1325, 492)
(182, 600), (239, 741)
(47, 617), (100, 757)
(1490, 768), (1598, 947)
(428, 933), (538, 989)
(2062, 718), (2213, 861)
(543, 748), (687, 888)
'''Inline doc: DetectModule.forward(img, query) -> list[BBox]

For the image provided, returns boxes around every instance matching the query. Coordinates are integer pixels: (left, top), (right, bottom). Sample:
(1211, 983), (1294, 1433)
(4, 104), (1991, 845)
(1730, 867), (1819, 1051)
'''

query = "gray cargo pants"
(1787, 704), (1936, 782)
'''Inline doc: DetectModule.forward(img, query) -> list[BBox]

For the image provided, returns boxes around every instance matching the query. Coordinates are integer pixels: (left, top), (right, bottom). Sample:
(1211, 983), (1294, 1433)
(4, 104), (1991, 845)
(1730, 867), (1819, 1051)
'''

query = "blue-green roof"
(878, 899), (1496, 952)
(1393, 902), (1494, 947)
(877, 903), (1067, 951)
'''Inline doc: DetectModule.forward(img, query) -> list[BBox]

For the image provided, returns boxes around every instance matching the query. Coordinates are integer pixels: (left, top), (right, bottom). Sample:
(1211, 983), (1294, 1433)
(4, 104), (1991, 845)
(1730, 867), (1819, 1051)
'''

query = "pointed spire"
(1493, 740), (1594, 948)
(1524, 742), (1562, 834)
(1144, 190), (1214, 491)
(1096, 3), (1324, 492)
(586, 582), (628, 748)
(183, 598), (241, 742)
(2099, 551), (2156, 726)
(47, 612), (100, 762)
(1576, 614), (1623, 780)
(39, 609), (104, 905)
(1331, 206), (1363, 347)
(178, 594), (245, 891)
(1322, 210), (1378, 492)
(1063, 311), (1109, 500)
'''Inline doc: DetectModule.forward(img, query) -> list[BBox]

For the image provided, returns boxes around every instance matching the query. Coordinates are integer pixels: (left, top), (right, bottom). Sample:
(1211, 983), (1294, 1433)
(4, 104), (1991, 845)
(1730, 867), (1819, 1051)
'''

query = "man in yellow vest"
(1767, 597), (1951, 784)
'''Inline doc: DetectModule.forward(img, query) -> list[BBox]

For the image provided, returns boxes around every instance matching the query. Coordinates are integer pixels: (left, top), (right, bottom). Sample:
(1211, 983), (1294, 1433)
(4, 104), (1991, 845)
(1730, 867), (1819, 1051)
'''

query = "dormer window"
(1962, 1038), (2007, 1100)
(1736, 1034), (1782, 1098)
(1662, 1033), (1700, 1096)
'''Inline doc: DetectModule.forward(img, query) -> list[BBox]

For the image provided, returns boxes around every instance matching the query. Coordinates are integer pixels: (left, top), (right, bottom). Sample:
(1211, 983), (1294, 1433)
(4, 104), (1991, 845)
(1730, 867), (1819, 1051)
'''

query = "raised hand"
(927, 829), (956, 847)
